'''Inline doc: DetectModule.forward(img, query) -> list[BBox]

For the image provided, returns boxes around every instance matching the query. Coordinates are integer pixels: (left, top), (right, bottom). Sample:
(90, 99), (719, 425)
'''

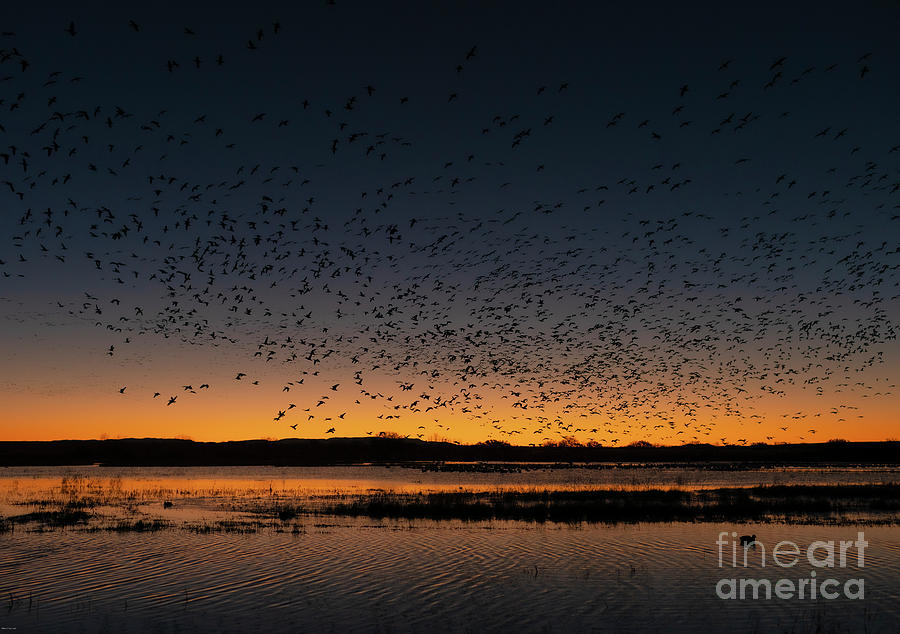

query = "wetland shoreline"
(3, 482), (899, 532)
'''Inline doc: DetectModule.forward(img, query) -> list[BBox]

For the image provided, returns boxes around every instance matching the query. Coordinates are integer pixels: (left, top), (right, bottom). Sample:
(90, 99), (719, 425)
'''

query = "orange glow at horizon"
(3, 317), (897, 446)
(3, 376), (897, 446)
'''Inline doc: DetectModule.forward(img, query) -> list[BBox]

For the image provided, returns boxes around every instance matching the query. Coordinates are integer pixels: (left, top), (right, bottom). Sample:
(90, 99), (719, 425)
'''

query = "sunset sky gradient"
(1, 1), (897, 445)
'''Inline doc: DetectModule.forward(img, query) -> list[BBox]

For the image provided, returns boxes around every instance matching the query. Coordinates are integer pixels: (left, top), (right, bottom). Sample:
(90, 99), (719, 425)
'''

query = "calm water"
(1, 465), (899, 633)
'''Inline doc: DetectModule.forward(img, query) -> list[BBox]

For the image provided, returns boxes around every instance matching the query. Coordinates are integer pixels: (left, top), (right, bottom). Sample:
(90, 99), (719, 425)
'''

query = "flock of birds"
(1, 12), (897, 446)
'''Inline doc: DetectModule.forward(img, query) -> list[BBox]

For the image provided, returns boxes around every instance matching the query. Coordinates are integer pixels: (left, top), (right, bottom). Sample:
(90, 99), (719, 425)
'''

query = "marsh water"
(1, 464), (899, 632)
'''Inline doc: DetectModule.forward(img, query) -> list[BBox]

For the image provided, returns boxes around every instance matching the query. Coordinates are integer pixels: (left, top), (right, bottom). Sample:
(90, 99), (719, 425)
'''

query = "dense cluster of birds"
(1, 11), (897, 445)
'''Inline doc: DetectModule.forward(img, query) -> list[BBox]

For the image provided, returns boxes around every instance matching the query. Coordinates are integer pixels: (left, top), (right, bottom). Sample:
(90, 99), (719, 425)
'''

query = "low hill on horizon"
(1, 437), (899, 466)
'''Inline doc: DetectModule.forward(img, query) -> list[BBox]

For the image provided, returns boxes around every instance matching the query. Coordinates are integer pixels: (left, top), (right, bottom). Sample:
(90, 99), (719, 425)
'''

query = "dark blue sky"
(1, 1), (897, 443)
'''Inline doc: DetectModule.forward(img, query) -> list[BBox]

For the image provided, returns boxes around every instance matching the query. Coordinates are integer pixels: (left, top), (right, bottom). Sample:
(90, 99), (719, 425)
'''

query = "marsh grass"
(310, 483), (900, 524)
(186, 519), (271, 534)
(7, 506), (92, 527)
(105, 519), (169, 532)
(2, 475), (898, 530)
